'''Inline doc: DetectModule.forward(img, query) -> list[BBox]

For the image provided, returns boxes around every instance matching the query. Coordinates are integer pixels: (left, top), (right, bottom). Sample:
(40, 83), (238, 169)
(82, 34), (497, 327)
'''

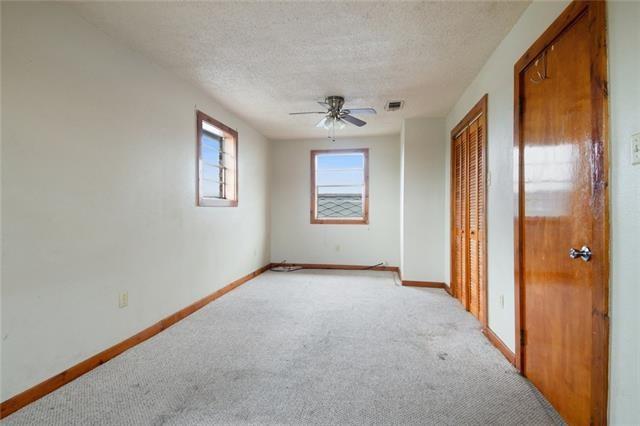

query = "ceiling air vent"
(384, 100), (404, 111)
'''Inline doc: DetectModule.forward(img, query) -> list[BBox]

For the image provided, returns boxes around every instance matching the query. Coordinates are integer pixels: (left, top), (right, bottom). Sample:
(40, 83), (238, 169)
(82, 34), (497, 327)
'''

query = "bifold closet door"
(467, 115), (485, 324)
(453, 131), (468, 308)
(452, 112), (485, 319)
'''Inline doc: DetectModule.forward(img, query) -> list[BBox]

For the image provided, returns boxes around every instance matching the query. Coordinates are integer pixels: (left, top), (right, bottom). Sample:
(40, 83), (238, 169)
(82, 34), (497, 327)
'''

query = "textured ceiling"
(73, 1), (529, 140)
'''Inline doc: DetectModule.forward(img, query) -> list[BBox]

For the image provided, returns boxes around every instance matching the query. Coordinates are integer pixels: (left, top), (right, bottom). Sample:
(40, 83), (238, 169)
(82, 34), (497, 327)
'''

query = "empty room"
(1, 0), (638, 424)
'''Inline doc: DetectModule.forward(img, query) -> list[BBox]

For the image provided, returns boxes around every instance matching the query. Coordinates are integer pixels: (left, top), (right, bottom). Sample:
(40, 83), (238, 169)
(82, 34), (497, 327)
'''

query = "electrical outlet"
(335, 244), (341, 252)
(632, 132), (640, 165)
(499, 294), (505, 309)
(118, 292), (128, 308)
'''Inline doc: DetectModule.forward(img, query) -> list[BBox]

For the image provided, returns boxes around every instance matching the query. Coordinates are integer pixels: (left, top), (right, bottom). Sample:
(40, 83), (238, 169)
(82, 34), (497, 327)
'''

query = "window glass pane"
(317, 154), (363, 169)
(317, 193), (363, 218)
(201, 130), (224, 199)
(220, 152), (235, 169)
(197, 112), (238, 206)
(317, 169), (364, 187)
(202, 131), (222, 165)
(317, 184), (363, 194)
(202, 164), (221, 183)
(316, 153), (365, 219)
(201, 177), (221, 198)
(202, 121), (224, 138)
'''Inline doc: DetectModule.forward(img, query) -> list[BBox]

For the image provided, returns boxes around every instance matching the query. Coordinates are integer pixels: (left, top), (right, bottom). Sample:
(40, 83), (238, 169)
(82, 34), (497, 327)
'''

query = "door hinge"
(520, 329), (527, 346)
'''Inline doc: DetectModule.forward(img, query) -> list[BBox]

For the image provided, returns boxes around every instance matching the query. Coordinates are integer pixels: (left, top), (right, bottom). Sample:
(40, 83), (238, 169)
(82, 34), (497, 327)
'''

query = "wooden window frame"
(450, 94), (488, 329)
(196, 110), (238, 207)
(310, 148), (369, 225)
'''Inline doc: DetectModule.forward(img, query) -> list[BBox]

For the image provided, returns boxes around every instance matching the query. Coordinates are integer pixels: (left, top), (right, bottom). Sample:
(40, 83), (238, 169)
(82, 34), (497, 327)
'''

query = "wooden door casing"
(513, 1), (609, 425)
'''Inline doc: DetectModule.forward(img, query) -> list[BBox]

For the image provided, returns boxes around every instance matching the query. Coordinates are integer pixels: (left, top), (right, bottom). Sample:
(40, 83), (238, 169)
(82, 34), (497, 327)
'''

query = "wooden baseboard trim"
(401, 280), (447, 289)
(444, 284), (453, 296)
(0, 264), (271, 420)
(482, 326), (516, 365)
(273, 263), (400, 273)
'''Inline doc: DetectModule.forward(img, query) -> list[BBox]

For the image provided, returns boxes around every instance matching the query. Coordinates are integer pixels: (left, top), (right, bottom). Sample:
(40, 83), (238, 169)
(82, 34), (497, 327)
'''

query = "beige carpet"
(3, 269), (563, 425)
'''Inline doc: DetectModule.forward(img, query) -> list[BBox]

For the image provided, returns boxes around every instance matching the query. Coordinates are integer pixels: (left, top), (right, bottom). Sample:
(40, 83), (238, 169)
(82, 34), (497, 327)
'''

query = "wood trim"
(309, 218), (369, 225)
(482, 327), (516, 366)
(0, 264), (271, 419)
(513, 2), (609, 424)
(450, 130), (458, 300)
(401, 281), (453, 296)
(401, 281), (447, 289)
(196, 110), (239, 207)
(513, 45), (523, 375)
(449, 94), (488, 329)
(589, 3), (610, 423)
(310, 148), (369, 225)
(450, 94), (488, 139)
(274, 263), (399, 273)
(444, 283), (453, 296)
(197, 110), (238, 137)
(514, 1), (590, 74)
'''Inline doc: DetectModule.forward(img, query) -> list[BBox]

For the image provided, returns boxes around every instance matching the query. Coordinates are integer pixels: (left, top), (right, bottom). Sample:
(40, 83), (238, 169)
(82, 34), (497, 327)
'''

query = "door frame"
(450, 94), (488, 328)
(513, 1), (610, 424)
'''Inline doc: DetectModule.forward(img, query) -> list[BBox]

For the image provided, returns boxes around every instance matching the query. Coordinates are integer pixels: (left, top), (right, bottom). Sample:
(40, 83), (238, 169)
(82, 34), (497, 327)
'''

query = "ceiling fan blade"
(343, 107), (377, 115)
(341, 114), (367, 127)
(289, 111), (327, 115)
(317, 101), (330, 108)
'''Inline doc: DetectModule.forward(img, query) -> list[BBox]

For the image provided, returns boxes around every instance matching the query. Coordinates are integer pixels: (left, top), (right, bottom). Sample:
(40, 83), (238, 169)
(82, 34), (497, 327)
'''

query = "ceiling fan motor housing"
(325, 96), (345, 116)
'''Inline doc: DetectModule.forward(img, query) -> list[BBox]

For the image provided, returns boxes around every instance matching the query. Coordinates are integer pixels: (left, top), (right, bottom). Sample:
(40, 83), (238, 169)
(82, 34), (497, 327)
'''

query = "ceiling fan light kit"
(289, 96), (376, 141)
(315, 116), (346, 130)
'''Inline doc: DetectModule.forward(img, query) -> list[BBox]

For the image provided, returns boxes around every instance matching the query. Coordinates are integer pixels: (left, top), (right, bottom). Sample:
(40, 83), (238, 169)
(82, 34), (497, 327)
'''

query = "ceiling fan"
(289, 96), (376, 130)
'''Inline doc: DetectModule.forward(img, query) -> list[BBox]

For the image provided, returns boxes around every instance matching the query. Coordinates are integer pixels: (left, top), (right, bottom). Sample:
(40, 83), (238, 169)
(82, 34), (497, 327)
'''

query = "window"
(197, 111), (238, 207)
(310, 148), (369, 224)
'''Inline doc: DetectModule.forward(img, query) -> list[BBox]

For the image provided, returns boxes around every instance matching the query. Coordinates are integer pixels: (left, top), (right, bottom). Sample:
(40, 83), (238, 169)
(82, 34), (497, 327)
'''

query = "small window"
(197, 111), (238, 207)
(310, 148), (369, 224)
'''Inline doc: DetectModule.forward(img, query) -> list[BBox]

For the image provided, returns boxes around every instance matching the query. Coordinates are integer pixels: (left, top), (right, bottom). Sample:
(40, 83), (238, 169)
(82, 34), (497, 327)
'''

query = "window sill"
(199, 198), (238, 207)
(311, 218), (369, 225)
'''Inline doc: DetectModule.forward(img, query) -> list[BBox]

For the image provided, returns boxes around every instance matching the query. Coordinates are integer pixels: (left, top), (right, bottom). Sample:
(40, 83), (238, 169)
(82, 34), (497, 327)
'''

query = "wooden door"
(468, 115), (486, 324)
(515, 2), (609, 424)
(453, 132), (468, 308)
(451, 96), (487, 324)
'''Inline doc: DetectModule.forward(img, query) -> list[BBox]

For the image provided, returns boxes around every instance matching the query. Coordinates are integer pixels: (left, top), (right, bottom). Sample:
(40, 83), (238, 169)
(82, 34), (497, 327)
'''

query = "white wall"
(270, 135), (400, 267)
(1, 2), (270, 401)
(607, 2), (640, 423)
(401, 118), (446, 282)
(444, 0), (639, 422)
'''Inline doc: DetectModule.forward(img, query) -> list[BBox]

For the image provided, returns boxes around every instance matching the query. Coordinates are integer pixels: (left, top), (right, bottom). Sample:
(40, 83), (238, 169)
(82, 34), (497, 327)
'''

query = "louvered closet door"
(453, 131), (468, 308)
(468, 119), (479, 317)
(466, 116), (485, 323)
(452, 111), (486, 321)
(475, 114), (486, 325)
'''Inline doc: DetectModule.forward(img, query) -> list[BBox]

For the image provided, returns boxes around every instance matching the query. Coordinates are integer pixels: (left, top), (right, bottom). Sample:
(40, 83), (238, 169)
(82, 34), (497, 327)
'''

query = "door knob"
(569, 246), (592, 262)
